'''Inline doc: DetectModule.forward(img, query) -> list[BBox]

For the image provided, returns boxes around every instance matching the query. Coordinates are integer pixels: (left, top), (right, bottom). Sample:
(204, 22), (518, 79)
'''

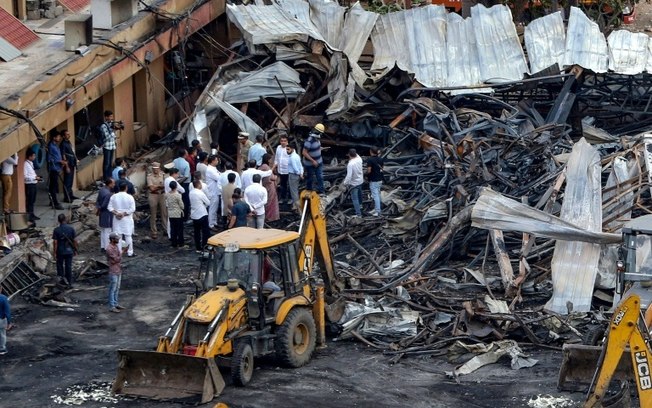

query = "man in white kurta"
(108, 182), (136, 256)
(244, 174), (267, 229)
(205, 155), (221, 229)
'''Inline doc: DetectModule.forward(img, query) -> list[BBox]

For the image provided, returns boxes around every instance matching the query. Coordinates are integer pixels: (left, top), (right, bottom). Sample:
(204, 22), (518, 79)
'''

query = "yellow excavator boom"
(583, 295), (652, 407)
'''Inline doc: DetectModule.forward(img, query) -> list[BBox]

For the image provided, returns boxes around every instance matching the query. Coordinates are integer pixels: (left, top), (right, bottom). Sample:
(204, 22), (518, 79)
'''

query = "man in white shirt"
(108, 182), (136, 257)
(218, 162), (241, 190)
(247, 135), (267, 167)
(1, 153), (17, 213)
(241, 160), (273, 191)
(286, 145), (303, 211)
(204, 155), (221, 229)
(24, 149), (42, 223)
(274, 135), (290, 204)
(189, 180), (211, 252)
(164, 168), (186, 194)
(342, 148), (364, 217)
(196, 152), (208, 181)
(244, 174), (267, 229)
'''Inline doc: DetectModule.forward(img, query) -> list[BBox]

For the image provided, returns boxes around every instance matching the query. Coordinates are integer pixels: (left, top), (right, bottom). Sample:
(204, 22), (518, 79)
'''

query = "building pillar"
(103, 80), (134, 159)
(15, 146), (31, 213)
(148, 57), (166, 135)
(67, 117), (78, 193)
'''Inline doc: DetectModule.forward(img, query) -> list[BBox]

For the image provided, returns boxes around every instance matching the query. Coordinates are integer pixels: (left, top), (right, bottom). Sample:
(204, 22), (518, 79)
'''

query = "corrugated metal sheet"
(608, 30), (648, 75)
(58, 0), (90, 12)
(340, 3), (378, 86)
(340, 3), (377, 62)
(647, 39), (652, 73)
(308, 0), (345, 47)
(546, 138), (603, 314)
(205, 96), (265, 138)
(226, 2), (652, 92)
(275, 0), (324, 42)
(446, 13), (482, 88)
(0, 37), (21, 62)
(225, 3), (312, 47)
(524, 12), (565, 74)
(0, 8), (39, 50)
(371, 5), (448, 87)
(217, 62), (305, 104)
(564, 7), (608, 73)
(471, 4), (528, 82)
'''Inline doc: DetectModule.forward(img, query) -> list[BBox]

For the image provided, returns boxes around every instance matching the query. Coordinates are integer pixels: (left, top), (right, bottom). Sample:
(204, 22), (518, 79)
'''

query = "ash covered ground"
(0, 228), (586, 408)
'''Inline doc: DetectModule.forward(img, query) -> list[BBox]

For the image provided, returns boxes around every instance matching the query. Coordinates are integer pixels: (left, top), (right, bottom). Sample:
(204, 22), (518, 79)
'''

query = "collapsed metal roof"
(226, 1), (652, 88)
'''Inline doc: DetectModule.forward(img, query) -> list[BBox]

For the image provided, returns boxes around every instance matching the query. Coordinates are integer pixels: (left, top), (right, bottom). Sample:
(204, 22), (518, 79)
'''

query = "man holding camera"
(100, 110), (124, 181)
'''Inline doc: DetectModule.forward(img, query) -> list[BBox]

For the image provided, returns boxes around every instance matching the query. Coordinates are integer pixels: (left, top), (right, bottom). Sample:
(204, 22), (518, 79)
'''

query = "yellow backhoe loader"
(558, 215), (652, 406)
(559, 294), (652, 407)
(111, 191), (343, 403)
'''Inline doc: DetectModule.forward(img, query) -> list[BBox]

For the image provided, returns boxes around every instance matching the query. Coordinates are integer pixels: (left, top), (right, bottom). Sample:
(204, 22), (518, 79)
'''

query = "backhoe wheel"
(231, 341), (254, 386)
(583, 325), (607, 346)
(275, 308), (316, 368)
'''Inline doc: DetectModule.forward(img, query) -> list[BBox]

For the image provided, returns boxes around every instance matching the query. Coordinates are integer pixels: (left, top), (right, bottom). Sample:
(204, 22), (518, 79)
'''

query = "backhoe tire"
(275, 308), (316, 368)
(583, 325), (607, 346)
(231, 341), (254, 387)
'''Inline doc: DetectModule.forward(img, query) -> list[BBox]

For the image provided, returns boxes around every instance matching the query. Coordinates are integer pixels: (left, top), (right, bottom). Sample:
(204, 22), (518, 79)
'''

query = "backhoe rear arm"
(584, 295), (652, 407)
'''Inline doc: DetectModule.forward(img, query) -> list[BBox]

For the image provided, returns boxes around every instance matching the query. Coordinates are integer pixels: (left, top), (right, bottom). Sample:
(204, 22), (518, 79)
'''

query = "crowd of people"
(0, 122), (386, 326)
(91, 123), (385, 254)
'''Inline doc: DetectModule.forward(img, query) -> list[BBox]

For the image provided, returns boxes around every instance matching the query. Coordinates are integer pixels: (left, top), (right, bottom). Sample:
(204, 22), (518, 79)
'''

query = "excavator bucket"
(557, 344), (632, 392)
(111, 350), (225, 404)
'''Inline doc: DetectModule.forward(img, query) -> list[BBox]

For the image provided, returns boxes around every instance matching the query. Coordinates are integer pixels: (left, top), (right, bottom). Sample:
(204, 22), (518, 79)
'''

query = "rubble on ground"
(6, 0), (652, 381)
(173, 0), (652, 368)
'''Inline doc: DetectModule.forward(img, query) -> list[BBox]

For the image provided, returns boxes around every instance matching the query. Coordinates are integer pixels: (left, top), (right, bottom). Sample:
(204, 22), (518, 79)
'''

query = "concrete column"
(148, 57), (166, 134)
(67, 117), (78, 193)
(104, 80), (134, 158)
(15, 146), (30, 212)
(133, 69), (148, 128)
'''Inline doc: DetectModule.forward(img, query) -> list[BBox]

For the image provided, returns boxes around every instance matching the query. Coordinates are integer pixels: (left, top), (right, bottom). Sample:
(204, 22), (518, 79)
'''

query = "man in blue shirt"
(229, 190), (251, 228)
(173, 148), (191, 221)
(248, 135), (267, 167)
(0, 285), (13, 355)
(302, 124), (325, 194)
(53, 213), (78, 287)
(47, 132), (65, 210)
(112, 157), (125, 182)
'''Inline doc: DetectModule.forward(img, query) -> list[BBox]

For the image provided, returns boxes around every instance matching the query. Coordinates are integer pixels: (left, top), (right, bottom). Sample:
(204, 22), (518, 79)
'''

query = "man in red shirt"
(107, 232), (126, 313)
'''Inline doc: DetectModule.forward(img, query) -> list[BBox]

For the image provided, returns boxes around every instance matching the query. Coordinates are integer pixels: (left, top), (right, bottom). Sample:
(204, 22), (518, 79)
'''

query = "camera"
(87, 145), (102, 156)
(112, 120), (125, 130)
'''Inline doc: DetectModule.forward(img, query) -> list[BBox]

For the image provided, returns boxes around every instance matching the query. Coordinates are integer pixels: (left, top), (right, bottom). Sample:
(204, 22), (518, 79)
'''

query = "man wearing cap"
(147, 162), (166, 239)
(106, 231), (126, 313)
(238, 132), (254, 172)
(302, 123), (325, 194)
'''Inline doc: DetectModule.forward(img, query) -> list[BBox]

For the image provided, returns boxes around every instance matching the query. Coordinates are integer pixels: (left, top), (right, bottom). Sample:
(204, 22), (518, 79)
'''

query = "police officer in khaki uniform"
(146, 162), (167, 239)
(237, 132), (254, 172)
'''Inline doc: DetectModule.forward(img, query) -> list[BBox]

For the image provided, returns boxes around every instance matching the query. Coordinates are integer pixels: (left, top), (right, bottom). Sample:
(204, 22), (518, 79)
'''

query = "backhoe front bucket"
(557, 344), (632, 392)
(111, 350), (225, 404)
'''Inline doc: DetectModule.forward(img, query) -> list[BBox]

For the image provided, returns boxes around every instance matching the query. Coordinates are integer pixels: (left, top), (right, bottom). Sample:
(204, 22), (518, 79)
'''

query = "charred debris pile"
(179, 3), (652, 370)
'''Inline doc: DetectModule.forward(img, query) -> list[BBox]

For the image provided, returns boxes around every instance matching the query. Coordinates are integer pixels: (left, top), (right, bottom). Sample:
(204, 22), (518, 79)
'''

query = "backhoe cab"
(112, 191), (340, 404)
